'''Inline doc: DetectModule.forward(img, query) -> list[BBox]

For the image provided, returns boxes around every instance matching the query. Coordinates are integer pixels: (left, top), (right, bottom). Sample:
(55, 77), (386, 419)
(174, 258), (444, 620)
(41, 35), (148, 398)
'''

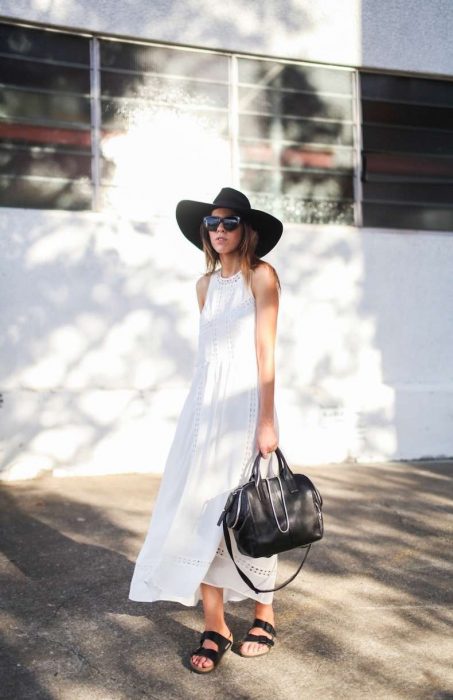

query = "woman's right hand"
(256, 419), (278, 458)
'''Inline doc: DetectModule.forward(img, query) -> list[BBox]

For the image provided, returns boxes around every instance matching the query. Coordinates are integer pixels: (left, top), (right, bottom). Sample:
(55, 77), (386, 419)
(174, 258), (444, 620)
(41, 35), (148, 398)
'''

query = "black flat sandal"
(238, 618), (276, 658)
(189, 630), (233, 674)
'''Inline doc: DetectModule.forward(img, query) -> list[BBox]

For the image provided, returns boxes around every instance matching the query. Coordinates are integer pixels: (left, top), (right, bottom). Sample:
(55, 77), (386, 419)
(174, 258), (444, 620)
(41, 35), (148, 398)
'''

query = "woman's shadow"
(0, 486), (239, 696)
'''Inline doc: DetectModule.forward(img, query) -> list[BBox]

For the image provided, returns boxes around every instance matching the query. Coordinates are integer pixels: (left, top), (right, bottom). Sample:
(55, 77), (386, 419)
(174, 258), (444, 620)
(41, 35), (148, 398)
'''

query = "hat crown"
(211, 187), (251, 212)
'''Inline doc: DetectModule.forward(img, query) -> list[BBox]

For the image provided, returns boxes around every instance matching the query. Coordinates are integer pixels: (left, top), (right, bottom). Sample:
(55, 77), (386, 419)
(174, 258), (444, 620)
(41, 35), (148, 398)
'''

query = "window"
(237, 58), (355, 224)
(0, 21), (355, 224)
(2, 20), (453, 233)
(361, 71), (453, 231)
(0, 23), (92, 209)
(98, 39), (230, 214)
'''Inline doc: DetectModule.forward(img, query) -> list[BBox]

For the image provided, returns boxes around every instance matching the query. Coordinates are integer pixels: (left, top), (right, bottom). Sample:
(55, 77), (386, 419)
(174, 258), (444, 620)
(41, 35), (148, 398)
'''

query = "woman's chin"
(215, 246), (237, 255)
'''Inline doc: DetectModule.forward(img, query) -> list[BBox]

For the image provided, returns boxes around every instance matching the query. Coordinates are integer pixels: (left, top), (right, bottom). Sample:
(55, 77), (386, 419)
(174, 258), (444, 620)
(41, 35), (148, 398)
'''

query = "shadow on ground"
(1, 461), (452, 700)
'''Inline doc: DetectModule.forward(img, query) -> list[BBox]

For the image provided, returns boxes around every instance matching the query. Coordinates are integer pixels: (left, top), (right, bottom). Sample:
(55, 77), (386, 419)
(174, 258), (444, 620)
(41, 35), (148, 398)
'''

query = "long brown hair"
(199, 219), (281, 290)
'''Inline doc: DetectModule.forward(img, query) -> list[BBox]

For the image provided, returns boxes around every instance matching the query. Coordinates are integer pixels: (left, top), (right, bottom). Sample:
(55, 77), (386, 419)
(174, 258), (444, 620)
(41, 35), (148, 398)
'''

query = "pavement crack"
(39, 635), (101, 674)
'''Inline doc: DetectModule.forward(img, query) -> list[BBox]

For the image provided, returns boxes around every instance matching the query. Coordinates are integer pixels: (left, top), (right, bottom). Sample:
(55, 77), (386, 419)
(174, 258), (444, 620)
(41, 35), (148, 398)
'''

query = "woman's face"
(208, 207), (243, 256)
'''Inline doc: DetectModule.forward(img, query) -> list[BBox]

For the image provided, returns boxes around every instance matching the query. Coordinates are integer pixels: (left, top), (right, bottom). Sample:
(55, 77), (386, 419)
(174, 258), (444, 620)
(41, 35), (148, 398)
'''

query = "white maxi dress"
(129, 268), (278, 606)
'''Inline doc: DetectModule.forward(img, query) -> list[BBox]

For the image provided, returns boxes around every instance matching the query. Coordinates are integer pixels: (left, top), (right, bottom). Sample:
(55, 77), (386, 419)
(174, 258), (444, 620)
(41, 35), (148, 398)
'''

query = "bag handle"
(276, 448), (323, 508)
(222, 520), (311, 594)
(252, 447), (298, 494)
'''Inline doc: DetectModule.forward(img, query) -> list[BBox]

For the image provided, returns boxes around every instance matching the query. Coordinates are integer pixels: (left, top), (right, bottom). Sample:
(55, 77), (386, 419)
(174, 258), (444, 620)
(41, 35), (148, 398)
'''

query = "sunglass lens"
(203, 215), (241, 231)
(223, 217), (240, 230)
(203, 216), (220, 231)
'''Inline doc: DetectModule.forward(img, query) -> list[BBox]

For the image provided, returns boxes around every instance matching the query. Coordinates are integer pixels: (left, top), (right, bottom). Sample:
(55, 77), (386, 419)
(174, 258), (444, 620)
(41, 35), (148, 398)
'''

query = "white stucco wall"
(1, 3), (453, 479)
(1, 206), (452, 480)
(2, 0), (453, 75)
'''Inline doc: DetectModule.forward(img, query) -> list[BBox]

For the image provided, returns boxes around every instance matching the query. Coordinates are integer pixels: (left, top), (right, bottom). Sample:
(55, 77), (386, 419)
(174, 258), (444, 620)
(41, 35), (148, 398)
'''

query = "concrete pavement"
(1, 460), (452, 700)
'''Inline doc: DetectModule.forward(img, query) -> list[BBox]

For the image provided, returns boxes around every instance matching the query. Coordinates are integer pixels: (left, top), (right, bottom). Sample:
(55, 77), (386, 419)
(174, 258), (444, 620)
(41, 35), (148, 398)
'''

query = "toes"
(193, 654), (204, 668)
(241, 641), (266, 656)
(191, 652), (214, 670)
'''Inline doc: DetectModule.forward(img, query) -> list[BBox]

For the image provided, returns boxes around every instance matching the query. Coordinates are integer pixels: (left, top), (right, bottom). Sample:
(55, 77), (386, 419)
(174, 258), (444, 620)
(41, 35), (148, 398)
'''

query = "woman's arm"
(252, 263), (279, 457)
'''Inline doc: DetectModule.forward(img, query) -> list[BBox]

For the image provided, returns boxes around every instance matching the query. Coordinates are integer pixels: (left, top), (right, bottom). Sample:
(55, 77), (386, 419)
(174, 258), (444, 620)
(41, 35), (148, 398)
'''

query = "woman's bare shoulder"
(195, 272), (213, 311)
(251, 261), (280, 290)
(196, 273), (211, 294)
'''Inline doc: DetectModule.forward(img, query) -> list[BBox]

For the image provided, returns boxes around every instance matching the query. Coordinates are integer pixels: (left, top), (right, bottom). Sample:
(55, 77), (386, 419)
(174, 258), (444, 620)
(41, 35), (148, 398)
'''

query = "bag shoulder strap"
(222, 521), (311, 594)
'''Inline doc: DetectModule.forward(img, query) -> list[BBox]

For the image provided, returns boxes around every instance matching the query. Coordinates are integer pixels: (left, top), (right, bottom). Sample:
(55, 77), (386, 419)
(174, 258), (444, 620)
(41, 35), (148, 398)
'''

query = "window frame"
(0, 20), (358, 224)
(360, 67), (453, 231)
(3, 19), (453, 232)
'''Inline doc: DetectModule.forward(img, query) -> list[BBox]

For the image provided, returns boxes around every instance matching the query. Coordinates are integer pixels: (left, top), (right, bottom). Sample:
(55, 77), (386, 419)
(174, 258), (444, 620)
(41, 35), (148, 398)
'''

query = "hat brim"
(176, 199), (283, 258)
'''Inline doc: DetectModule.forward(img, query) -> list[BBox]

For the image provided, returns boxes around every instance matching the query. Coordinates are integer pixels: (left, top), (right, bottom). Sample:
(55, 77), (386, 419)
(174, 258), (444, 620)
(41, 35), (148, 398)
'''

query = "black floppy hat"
(175, 187), (283, 258)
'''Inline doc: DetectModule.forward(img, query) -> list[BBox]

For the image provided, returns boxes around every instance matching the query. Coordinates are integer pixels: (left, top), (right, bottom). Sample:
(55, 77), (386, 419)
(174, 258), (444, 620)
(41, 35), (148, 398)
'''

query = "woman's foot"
(190, 625), (232, 672)
(239, 606), (276, 657)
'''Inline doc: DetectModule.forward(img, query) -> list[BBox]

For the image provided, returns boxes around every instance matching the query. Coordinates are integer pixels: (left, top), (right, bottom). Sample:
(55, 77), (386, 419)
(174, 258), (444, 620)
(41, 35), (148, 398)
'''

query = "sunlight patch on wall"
(101, 107), (231, 220)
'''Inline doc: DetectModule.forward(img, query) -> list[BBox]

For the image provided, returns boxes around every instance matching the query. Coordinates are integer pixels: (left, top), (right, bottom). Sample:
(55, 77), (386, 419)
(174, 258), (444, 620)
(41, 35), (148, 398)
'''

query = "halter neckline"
(217, 269), (242, 283)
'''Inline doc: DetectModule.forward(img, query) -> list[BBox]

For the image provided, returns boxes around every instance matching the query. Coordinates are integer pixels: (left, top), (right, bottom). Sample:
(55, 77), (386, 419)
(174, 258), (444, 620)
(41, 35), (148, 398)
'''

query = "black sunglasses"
(203, 215), (241, 232)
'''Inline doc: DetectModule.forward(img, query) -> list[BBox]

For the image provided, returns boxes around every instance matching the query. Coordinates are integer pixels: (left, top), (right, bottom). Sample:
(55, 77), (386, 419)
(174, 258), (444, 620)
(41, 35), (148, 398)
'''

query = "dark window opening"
(0, 22), (92, 210)
(361, 71), (453, 231)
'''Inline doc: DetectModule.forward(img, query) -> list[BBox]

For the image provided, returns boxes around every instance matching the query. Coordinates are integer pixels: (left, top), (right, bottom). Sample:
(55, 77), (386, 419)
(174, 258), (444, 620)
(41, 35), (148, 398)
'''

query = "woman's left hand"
(256, 420), (278, 458)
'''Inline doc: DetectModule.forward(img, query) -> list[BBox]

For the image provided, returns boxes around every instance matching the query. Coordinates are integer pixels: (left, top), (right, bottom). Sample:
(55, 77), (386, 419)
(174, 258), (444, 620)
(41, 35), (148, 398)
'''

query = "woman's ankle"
(254, 603), (274, 624)
(203, 620), (230, 635)
(200, 583), (227, 634)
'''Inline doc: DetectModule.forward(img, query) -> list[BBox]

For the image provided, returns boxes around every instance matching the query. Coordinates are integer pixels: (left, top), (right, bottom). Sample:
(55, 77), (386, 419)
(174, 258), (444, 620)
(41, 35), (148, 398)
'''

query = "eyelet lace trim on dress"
(216, 269), (242, 284)
(215, 545), (276, 578)
(173, 555), (211, 567)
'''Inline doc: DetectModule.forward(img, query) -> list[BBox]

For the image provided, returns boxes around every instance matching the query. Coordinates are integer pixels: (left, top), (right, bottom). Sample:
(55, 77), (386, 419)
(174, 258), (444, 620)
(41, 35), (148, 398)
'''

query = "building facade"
(1, 1), (453, 479)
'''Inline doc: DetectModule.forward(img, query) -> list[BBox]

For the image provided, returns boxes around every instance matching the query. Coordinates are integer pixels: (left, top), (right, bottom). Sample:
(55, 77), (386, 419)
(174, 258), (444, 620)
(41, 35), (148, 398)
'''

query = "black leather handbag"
(217, 447), (324, 593)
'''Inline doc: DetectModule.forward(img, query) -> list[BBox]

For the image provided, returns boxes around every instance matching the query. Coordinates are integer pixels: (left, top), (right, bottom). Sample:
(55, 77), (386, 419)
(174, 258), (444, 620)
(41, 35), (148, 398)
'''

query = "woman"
(129, 187), (283, 674)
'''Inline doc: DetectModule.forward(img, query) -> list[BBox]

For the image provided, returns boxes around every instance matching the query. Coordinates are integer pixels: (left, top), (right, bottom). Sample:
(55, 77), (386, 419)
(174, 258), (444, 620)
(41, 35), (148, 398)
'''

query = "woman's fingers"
(258, 440), (278, 456)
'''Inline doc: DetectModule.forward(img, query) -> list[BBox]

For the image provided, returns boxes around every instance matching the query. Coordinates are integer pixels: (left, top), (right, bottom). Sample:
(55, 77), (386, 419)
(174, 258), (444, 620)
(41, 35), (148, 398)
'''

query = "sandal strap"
(243, 633), (275, 647)
(251, 618), (277, 637)
(200, 630), (232, 652)
(191, 645), (218, 663)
